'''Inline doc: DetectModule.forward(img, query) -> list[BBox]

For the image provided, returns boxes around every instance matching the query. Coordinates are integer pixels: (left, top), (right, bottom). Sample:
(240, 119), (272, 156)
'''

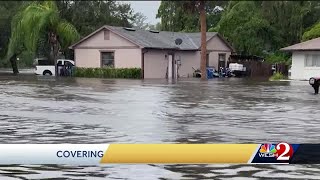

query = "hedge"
(73, 67), (142, 79)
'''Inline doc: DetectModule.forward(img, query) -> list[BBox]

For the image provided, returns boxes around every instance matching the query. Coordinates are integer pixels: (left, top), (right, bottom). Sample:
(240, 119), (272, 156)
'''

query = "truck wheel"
(43, 70), (52, 76)
(310, 78), (316, 85)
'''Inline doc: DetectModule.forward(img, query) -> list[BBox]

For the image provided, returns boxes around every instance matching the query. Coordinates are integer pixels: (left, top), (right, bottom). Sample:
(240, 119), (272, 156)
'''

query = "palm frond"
(6, 1), (79, 61)
(56, 21), (80, 49)
(6, 10), (25, 59)
(42, 1), (58, 11)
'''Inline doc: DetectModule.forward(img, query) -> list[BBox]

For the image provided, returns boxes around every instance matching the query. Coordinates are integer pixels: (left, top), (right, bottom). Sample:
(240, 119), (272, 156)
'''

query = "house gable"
(206, 35), (233, 52)
(73, 29), (140, 49)
(69, 25), (234, 51)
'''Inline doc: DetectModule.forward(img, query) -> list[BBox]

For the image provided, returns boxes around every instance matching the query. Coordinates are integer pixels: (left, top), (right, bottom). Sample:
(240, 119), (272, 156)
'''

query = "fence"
(228, 55), (289, 77)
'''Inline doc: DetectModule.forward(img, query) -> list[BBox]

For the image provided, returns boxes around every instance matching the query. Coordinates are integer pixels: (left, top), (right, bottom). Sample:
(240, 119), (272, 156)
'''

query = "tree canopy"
(156, 1), (227, 32)
(0, 0), (138, 69)
(6, 1), (80, 66)
(302, 23), (320, 41)
(156, 0), (320, 63)
(2, 0), (320, 69)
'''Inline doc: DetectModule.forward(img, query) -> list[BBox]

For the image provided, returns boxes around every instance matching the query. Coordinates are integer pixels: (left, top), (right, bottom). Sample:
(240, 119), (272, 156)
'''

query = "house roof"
(281, 37), (320, 51)
(69, 25), (234, 51)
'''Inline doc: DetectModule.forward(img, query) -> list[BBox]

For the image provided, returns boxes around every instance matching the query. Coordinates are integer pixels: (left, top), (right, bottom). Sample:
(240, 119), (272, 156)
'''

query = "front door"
(218, 53), (226, 72)
(167, 54), (177, 79)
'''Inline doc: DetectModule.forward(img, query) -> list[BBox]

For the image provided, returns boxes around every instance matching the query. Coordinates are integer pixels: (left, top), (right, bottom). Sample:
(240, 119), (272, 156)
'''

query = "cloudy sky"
(127, 1), (161, 25)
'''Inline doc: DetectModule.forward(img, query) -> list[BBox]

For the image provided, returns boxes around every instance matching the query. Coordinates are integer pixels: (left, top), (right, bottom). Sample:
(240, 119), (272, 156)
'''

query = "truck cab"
(34, 58), (75, 76)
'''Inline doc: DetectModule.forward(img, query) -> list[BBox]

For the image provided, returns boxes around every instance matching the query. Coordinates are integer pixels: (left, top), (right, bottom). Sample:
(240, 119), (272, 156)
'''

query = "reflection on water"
(0, 74), (320, 179)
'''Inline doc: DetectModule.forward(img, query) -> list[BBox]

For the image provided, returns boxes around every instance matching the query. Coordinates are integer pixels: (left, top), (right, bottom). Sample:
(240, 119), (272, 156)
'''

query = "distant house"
(281, 38), (320, 80)
(69, 25), (234, 79)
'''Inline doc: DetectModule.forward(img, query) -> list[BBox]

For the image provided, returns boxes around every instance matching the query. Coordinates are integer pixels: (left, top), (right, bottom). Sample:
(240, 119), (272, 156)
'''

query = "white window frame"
(305, 54), (320, 67)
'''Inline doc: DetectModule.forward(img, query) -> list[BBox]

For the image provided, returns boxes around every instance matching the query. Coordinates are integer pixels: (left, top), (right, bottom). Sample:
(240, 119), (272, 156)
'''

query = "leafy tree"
(156, 1), (227, 32)
(265, 51), (290, 64)
(58, 1), (136, 37)
(148, 22), (162, 31)
(132, 12), (149, 30)
(157, 0), (227, 79)
(260, 1), (311, 48)
(215, 1), (275, 56)
(6, 1), (80, 74)
(0, 1), (25, 69)
(302, 1), (320, 30)
(302, 23), (320, 41)
(157, 1), (194, 32)
(0, 1), (31, 72)
(206, 1), (228, 31)
(181, 1), (208, 80)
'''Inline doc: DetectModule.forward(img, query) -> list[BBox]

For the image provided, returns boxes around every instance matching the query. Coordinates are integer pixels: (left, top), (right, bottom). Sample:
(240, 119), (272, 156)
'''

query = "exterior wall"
(73, 30), (233, 78)
(143, 50), (232, 79)
(175, 51), (199, 78)
(207, 35), (232, 70)
(206, 36), (231, 51)
(291, 51), (320, 80)
(75, 49), (100, 68)
(208, 51), (232, 69)
(144, 50), (168, 78)
(74, 30), (141, 68)
(175, 36), (233, 78)
(143, 35), (233, 79)
(75, 49), (141, 68)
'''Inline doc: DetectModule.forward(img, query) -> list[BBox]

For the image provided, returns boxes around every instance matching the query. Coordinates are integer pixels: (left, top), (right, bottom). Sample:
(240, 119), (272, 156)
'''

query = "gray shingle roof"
(281, 37), (320, 51)
(70, 25), (231, 51)
(107, 25), (217, 50)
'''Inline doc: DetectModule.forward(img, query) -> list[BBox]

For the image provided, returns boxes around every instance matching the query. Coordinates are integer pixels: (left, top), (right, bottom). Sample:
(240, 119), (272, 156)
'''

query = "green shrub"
(302, 22), (320, 41)
(269, 72), (287, 81)
(73, 67), (142, 79)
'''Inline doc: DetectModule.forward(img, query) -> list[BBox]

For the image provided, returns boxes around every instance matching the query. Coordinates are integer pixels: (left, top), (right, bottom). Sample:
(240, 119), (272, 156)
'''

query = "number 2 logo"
(276, 142), (293, 161)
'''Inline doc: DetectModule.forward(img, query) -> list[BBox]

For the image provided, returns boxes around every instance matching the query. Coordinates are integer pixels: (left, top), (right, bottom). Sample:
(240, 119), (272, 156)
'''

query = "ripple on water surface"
(0, 76), (319, 179)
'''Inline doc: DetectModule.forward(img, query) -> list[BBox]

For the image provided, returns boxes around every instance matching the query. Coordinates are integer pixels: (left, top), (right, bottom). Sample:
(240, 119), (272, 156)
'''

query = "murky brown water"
(0, 74), (320, 179)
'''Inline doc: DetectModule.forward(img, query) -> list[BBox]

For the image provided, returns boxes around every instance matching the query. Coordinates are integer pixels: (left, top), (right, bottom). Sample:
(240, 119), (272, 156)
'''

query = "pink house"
(69, 25), (234, 79)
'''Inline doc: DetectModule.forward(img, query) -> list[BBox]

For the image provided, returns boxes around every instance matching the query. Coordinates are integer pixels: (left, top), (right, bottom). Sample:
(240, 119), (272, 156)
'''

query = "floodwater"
(0, 74), (320, 179)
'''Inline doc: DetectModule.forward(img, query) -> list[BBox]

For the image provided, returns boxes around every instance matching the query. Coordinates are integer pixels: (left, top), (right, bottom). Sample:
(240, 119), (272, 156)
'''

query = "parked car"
(34, 58), (75, 76)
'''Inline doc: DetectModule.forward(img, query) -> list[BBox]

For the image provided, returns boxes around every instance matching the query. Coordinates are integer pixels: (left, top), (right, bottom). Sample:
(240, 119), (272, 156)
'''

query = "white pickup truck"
(34, 58), (75, 76)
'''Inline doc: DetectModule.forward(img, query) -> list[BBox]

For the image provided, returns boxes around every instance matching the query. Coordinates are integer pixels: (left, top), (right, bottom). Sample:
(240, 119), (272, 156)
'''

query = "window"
(305, 54), (320, 67)
(101, 52), (114, 67)
(64, 61), (73, 67)
(38, 59), (51, 65)
(219, 53), (226, 61)
(104, 30), (110, 40)
(206, 53), (209, 67)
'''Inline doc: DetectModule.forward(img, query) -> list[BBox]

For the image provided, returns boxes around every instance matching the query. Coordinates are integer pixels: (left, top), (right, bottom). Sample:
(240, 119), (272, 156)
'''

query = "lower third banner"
(0, 143), (318, 164)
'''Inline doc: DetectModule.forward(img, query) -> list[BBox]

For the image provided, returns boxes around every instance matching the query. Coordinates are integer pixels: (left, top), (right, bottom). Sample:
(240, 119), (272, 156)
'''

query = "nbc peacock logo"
(258, 144), (277, 158)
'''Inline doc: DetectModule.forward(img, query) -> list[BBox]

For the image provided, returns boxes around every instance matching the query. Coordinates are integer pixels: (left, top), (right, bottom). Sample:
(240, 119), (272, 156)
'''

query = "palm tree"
(183, 0), (207, 80)
(6, 1), (80, 73)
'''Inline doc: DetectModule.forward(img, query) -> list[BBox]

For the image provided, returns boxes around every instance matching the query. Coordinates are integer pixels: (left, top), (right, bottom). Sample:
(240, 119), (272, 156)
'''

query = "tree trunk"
(49, 32), (59, 75)
(199, 0), (207, 80)
(9, 54), (19, 74)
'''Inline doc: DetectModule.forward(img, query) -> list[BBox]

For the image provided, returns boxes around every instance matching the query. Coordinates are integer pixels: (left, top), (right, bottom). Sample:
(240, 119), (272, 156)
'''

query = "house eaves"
(280, 37), (320, 52)
(68, 26), (144, 49)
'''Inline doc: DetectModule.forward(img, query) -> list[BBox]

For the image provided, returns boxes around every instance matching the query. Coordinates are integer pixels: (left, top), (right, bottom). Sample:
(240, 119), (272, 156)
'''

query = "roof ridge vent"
(123, 27), (136, 31)
(149, 30), (160, 33)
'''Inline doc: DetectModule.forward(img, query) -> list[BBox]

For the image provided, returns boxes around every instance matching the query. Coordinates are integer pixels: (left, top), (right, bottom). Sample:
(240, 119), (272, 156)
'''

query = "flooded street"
(0, 75), (320, 179)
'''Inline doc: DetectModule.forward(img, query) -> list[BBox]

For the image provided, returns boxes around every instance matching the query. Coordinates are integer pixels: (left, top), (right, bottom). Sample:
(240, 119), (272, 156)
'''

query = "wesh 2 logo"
(259, 142), (294, 160)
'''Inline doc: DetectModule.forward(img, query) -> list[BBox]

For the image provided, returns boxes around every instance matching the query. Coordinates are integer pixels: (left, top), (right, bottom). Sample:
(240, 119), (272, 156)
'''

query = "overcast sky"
(127, 1), (161, 25)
